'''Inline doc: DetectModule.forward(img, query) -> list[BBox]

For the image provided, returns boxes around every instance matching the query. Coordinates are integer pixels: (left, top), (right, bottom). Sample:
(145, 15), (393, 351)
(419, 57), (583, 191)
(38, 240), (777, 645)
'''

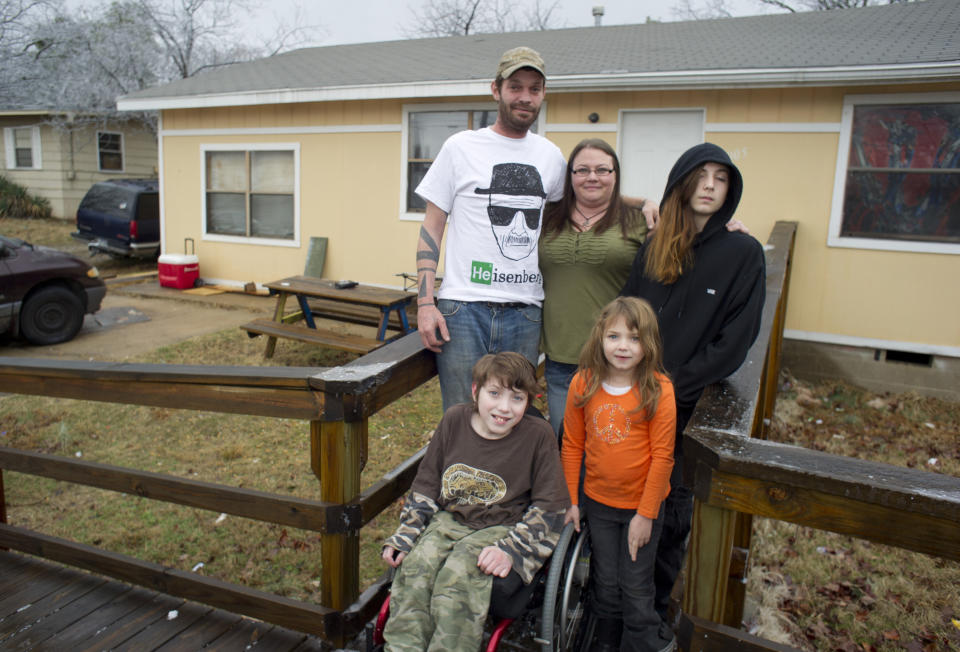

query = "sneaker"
(656, 631), (677, 652)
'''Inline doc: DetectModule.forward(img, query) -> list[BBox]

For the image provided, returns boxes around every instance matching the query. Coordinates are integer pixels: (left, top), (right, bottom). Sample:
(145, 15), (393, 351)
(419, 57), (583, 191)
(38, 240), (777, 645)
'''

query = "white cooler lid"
(158, 254), (199, 265)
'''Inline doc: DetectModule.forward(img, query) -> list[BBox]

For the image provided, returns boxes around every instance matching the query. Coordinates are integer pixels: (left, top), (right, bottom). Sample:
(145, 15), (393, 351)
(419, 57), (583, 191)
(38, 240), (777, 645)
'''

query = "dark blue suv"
(72, 179), (159, 258)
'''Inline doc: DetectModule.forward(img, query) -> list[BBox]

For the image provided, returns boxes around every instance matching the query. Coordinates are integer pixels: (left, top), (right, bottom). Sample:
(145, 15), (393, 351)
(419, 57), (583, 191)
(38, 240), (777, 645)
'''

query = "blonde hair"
(575, 297), (665, 418)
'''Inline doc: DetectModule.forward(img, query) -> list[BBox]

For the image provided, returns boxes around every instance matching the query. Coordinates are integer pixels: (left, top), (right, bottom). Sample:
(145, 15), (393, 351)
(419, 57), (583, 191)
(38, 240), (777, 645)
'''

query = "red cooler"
(158, 238), (199, 289)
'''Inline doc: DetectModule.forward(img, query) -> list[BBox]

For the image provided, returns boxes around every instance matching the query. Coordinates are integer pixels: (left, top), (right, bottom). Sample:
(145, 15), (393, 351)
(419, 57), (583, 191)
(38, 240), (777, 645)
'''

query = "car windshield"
(79, 185), (140, 220)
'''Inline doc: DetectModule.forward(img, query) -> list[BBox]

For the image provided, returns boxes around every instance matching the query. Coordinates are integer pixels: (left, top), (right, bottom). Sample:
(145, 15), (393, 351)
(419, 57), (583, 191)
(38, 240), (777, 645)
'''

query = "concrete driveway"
(0, 277), (273, 361)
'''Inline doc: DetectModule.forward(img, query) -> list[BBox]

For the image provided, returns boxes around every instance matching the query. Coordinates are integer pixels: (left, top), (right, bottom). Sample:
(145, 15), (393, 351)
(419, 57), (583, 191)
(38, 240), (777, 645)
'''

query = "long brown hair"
(574, 297), (665, 418)
(542, 138), (637, 239)
(642, 167), (703, 284)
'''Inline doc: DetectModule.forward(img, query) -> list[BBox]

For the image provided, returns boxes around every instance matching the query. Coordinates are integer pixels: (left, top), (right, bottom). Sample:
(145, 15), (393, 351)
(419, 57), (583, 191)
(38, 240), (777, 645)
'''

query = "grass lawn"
(0, 325), (443, 601)
(748, 377), (960, 651)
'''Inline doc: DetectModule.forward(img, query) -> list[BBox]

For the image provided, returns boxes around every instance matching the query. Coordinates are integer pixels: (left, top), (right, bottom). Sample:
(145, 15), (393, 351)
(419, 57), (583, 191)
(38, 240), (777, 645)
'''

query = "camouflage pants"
(384, 511), (511, 652)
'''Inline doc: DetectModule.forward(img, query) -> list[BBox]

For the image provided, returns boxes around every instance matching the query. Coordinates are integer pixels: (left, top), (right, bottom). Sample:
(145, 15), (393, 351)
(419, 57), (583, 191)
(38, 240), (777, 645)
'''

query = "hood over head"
(659, 142), (743, 227)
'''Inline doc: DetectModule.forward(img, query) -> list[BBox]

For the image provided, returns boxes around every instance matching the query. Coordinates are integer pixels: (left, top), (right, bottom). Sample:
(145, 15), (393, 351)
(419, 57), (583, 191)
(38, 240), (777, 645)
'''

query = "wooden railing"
(677, 221), (960, 650)
(0, 333), (434, 646)
(2, 221), (957, 650)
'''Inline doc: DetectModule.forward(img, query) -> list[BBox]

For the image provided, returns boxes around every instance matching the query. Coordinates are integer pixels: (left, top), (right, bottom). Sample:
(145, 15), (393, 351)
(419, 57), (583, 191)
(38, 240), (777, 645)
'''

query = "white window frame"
(827, 91), (960, 255)
(97, 130), (125, 172)
(399, 101), (546, 221)
(4, 126), (42, 170)
(200, 142), (301, 248)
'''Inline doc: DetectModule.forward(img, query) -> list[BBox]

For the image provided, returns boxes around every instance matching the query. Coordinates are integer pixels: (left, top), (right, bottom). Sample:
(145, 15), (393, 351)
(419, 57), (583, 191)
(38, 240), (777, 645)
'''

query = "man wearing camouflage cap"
(413, 46), (566, 411)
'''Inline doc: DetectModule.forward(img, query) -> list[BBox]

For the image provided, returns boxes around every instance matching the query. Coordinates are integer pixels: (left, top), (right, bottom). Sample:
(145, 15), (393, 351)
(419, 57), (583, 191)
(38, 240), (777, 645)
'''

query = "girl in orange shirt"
(562, 296), (677, 652)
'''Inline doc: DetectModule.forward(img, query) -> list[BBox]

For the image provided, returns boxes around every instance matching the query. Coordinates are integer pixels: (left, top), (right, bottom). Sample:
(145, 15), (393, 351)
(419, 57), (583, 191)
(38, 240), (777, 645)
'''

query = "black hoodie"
(621, 143), (765, 414)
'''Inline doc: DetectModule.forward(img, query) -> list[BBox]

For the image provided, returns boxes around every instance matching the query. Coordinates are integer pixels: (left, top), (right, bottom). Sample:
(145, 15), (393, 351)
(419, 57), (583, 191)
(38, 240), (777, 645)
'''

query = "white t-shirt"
(416, 127), (565, 306)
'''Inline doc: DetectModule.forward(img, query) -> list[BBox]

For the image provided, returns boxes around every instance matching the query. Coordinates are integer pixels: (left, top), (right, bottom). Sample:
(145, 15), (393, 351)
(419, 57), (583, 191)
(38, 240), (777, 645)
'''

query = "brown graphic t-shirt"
(413, 404), (568, 530)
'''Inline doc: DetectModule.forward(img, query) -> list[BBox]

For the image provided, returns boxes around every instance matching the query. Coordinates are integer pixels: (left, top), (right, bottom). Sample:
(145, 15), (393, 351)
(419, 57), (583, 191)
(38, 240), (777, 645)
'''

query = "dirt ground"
(0, 276), (274, 360)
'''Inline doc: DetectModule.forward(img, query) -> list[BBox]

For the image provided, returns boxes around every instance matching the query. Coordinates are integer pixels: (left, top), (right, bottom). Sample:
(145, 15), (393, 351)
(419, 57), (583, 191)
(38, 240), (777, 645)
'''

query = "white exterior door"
(618, 109), (705, 204)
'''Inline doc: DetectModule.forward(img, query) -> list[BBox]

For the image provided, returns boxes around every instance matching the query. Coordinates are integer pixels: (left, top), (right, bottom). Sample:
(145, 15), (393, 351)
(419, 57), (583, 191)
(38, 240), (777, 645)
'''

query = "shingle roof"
(119, 0), (960, 109)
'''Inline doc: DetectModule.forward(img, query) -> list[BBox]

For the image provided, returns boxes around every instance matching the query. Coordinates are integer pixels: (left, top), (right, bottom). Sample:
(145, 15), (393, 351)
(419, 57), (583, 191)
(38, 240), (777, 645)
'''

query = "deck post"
(721, 253), (792, 628)
(684, 499), (737, 624)
(723, 512), (753, 627)
(313, 418), (363, 631)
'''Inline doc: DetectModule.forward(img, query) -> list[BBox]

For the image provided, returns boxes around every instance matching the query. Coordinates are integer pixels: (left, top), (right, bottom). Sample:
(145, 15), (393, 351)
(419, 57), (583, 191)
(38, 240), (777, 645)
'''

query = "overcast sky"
(247, 0), (773, 48)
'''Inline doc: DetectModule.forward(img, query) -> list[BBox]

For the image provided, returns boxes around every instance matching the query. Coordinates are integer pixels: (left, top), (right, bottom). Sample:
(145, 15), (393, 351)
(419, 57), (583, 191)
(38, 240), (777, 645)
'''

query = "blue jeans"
(435, 299), (541, 412)
(544, 357), (578, 438)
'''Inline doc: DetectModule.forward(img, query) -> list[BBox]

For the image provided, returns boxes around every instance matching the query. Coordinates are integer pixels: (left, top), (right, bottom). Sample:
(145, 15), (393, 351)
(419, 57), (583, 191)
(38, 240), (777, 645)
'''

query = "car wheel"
(20, 286), (84, 345)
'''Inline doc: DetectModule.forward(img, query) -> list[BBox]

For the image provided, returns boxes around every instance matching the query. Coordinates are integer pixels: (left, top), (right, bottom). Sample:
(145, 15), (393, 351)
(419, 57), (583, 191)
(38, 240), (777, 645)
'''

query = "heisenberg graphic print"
(413, 128), (566, 306)
(474, 163), (546, 262)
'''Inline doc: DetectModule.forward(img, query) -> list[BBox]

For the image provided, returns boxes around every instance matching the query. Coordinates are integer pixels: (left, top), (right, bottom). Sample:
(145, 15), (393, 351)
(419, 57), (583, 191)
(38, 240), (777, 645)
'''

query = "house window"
(205, 148), (296, 240)
(406, 109), (497, 212)
(830, 94), (960, 253)
(4, 126), (41, 170)
(98, 132), (123, 171)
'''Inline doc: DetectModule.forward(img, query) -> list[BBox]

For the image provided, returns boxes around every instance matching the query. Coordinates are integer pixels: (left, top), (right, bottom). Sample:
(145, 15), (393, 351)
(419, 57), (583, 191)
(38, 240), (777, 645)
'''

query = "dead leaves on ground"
(755, 375), (960, 651)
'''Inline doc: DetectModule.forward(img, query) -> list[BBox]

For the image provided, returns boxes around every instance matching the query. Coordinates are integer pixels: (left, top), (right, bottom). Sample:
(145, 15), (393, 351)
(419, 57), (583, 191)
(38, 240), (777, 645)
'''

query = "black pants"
(653, 406), (695, 622)
(488, 570), (537, 620)
(585, 495), (665, 652)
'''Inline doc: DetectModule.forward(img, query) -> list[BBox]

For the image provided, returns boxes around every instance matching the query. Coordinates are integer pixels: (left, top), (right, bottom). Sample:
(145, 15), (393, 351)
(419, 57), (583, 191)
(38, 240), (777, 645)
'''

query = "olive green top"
(539, 207), (647, 364)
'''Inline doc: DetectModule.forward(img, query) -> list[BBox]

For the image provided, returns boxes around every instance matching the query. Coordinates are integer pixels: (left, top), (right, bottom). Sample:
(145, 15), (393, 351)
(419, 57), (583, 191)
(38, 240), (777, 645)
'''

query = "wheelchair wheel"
(540, 522), (589, 651)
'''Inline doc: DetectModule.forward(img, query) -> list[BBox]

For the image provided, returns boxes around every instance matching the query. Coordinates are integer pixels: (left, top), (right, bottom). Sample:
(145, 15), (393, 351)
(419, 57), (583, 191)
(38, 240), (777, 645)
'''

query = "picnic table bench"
(241, 276), (416, 358)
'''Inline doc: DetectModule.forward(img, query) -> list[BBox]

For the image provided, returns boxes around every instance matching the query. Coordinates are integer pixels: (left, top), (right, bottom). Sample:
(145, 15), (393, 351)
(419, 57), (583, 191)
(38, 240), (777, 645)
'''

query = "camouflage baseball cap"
(496, 46), (546, 80)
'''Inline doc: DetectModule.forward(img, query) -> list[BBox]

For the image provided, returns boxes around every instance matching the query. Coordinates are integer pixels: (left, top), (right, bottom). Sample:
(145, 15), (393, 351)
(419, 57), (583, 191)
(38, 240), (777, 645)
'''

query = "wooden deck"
(0, 551), (326, 651)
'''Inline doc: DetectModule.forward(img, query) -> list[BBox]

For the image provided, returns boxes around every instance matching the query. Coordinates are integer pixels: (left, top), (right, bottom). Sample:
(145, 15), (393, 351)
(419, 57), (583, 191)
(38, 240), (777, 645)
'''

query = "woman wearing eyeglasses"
(539, 138), (652, 436)
(540, 139), (746, 438)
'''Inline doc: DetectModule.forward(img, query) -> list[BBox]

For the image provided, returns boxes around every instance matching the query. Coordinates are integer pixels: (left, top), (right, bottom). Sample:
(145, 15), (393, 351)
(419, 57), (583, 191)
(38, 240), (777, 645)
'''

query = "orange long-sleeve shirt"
(561, 371), (676, 519)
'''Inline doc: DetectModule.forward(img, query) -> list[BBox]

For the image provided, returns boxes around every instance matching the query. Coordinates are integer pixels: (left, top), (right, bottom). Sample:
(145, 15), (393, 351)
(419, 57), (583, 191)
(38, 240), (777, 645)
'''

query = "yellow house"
(118, 1), (960, 395)
(0, 111), (157, 219)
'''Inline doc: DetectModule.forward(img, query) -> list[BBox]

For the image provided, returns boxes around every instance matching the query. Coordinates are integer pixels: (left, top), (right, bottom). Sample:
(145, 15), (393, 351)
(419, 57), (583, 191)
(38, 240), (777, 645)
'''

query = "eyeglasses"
(571, 167), (614, 177)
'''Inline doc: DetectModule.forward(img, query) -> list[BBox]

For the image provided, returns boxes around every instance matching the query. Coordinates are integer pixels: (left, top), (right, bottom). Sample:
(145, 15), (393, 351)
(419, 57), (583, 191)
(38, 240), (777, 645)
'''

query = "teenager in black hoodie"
(621, 142), (766, 636)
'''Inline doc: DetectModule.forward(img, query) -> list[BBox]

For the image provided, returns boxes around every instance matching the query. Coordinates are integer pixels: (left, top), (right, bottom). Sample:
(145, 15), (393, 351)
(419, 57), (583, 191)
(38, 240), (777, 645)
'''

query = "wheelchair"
(369, 520), (591, 651)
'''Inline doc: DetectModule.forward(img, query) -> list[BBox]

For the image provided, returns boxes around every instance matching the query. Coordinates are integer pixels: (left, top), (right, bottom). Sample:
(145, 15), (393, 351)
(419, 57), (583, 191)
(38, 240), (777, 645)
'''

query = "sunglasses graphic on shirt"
(486, 205), (541, 229)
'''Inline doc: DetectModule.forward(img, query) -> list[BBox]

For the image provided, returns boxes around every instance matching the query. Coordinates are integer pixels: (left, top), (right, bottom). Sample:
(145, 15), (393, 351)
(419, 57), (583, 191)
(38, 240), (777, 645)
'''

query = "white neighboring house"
(0, 109), (157, 219)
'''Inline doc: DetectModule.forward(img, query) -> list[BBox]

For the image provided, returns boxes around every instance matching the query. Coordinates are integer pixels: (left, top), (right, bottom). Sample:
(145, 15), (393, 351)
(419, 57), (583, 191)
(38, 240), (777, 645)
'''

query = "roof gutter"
(116, 61), (960, 112)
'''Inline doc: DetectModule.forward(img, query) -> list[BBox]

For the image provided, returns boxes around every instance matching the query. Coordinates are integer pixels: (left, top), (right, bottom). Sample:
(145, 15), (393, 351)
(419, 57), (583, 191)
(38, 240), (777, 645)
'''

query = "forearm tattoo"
(417, 226), (441, 300)
(417, 226), (440, 264)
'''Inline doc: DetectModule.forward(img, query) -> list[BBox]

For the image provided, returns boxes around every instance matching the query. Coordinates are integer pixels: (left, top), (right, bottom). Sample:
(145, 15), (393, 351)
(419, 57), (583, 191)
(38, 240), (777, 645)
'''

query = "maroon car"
(0, 235), (106, 345)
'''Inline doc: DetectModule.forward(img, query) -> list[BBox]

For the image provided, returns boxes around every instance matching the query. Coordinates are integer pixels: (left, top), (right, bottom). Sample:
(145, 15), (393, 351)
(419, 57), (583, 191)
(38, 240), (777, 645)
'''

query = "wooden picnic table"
(242, 276), (415, 357)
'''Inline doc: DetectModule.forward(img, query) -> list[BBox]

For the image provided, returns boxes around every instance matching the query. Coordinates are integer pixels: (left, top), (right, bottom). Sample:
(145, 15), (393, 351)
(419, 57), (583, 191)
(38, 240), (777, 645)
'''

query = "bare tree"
(138, 0), (282, 79)
(523, 0), (561, 30)
(2, 0), (319, 129)
(12, 2), (164, 128)
(0, 0), (58, 102)
(0, 0), (51, 45)
(402, 0), (561, 38)
(755, 0), (910, 12)
(672, 0), (734, 20)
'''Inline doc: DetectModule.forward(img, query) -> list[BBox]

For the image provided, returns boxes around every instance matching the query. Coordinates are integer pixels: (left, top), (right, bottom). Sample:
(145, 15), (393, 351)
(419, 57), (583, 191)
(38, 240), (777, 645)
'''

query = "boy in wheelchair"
(381, 352), (569, 651)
